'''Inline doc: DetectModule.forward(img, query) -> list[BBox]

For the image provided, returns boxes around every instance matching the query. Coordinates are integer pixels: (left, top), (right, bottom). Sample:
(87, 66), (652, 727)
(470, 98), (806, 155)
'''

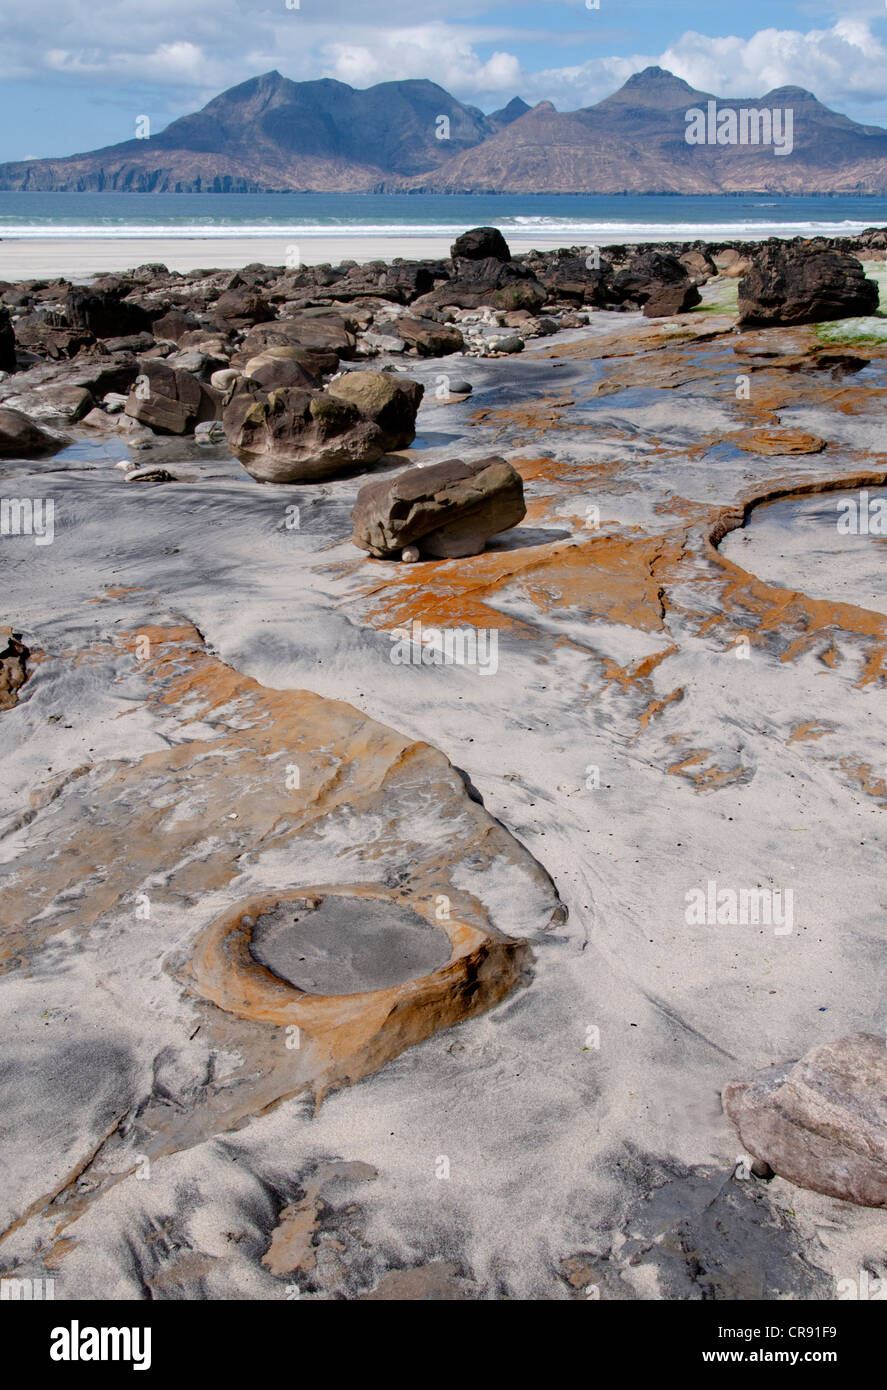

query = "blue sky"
(4, 0), (887, 161)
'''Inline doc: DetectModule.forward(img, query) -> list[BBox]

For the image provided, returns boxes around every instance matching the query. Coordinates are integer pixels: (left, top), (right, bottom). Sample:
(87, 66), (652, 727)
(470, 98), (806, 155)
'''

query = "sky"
(5, 0), (887, 161)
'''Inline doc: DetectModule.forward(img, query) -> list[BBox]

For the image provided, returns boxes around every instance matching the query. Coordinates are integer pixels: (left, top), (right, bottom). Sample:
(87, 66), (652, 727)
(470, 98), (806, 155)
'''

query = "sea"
(2, 191), (887, 244)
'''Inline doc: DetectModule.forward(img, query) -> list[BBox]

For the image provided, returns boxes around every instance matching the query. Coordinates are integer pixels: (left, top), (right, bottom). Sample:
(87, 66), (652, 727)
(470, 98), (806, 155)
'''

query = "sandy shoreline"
(0, 229), (724, 281)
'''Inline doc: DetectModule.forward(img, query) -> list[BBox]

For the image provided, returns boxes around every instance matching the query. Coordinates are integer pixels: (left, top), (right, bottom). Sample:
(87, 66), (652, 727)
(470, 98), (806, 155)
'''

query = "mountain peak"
(594, 66), (702, 111)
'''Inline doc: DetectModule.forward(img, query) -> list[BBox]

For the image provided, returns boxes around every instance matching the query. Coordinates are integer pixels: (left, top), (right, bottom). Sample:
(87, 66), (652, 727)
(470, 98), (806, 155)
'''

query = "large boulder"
(66, 289), (153, 338)
(451, 227), (512, 263)
(124, 359), (221, 436)
(352, 455), (526, 560)
(0, 406), (63, 457)
(223, 376), (420, 484)
(0, 307), (15, 373)
(396, 317), (465, 357)
(723, 1033), (887, 1208)
(326, 371), (424, 452)
(612, 251), (701, 318)
(739, 243), (879, 326)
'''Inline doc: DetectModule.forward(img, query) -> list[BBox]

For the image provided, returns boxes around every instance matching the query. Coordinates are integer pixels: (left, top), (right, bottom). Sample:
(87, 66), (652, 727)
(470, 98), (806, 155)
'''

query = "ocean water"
(2, 192), (887, 243)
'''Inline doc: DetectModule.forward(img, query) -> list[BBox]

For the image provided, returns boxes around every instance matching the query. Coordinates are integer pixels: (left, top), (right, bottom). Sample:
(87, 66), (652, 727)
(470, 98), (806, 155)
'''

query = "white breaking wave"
(0, 217), (877, 240)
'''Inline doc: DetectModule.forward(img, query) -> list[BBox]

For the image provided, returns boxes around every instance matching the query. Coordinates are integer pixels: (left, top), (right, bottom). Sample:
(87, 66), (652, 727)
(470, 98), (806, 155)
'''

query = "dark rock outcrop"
(66, 289), (153, 338)
(738, 243), (879, 326)
(451, 227), (512, 262)
(416, 258), (546, 312)
(0, 307), (16, 373)
(612, 251), (701, 317)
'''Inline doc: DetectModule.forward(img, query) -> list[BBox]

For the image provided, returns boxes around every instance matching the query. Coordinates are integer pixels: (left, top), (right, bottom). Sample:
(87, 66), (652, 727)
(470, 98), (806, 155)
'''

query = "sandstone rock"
(223, 382), (387, 484)
(396, 317), (465, 357)
(490, 334), (524, 354)
(326, 371), (423, 452)
(124, 359), (221, 436)
(352, 455), (526, 560)
(194, 420), (227, 445)
(66, 289), (153, 338)
(733, 428), (826, 456)
(210, 368), (241, 392)
(152, 309), (201, 343)
(0, 630), (28, 711)
(13, 320), (95, 360)
(723, 1034), (887, 1208)
(243, 351), (318, 392)
(739, 244), (879, 326)
(99, 332), (156, 355)
(714, 248), (752, 277)
(211, 287), (275, 329)
(0, 407), (62, 457)
(362, 330), (406, 354)
(679, 248), (717, 284)
(124, 466), (177, 483)
(451, 227), (511, 262)
(35, 384), (93, 423)
(238, 316), (353, 372)
(82, 408), (113, 430)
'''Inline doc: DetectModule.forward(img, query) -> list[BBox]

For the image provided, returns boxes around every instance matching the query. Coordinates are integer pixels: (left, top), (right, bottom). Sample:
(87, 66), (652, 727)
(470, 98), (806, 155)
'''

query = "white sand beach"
(0, 229), (693, 281)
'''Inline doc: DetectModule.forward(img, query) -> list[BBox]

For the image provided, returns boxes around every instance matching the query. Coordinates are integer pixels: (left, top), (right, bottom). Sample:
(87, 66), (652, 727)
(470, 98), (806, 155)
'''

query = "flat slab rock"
(352, 454), (527, 560)
(723, 1033), (887, 1208)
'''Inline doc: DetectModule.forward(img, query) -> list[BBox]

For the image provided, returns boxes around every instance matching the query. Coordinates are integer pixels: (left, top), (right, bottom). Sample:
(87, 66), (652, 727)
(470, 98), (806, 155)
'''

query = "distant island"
(4, 66), (887, 195)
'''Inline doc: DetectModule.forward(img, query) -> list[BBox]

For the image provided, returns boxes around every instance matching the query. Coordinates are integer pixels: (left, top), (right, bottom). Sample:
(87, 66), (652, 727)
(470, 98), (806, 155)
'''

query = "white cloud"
(8, 4), (887, 132)
(320, 25), (524, 97)
(659, 20), (887, 105)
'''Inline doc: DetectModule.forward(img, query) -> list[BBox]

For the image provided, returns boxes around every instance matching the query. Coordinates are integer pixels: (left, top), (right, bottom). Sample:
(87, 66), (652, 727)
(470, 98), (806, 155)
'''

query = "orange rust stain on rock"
(667, 750), (753, 790)
(88, 587), (148, 603)
(837, 759), (887, 806)
(787, 721), (836, 745)
(357, 524), (681, 640)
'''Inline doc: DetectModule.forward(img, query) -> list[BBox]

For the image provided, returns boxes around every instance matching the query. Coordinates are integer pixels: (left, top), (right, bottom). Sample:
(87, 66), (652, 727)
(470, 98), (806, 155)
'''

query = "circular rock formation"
(248, 893), (450, 996)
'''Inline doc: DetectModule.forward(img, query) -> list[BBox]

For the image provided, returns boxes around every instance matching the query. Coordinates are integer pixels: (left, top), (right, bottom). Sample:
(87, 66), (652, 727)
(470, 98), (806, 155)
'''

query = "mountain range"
(4, 66), (887, 194)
